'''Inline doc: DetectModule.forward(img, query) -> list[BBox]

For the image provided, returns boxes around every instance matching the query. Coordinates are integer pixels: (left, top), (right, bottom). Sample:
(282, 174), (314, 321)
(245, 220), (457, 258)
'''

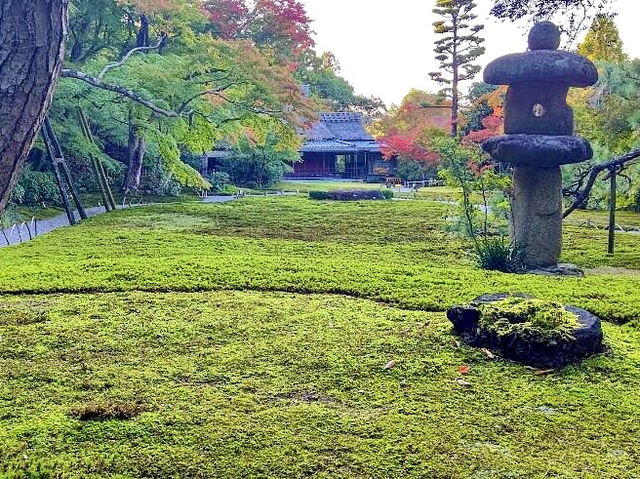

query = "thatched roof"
(302, 112), (380, 153)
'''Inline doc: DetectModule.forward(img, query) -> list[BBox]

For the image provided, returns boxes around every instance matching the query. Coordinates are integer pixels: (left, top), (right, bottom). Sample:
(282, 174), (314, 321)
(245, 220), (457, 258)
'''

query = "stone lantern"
(482, 22), (598, 268)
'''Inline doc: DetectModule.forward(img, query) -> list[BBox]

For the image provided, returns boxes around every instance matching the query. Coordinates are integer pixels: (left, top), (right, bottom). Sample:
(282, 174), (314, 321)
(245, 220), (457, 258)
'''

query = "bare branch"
(563, 148), (640, 218)
(98, 33), (167, 80)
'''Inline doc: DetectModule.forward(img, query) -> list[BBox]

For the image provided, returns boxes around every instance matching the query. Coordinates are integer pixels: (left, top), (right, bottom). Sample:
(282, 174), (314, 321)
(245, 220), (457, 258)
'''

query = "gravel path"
(202, 195), (241, 204)
(1, 196), (238, 248)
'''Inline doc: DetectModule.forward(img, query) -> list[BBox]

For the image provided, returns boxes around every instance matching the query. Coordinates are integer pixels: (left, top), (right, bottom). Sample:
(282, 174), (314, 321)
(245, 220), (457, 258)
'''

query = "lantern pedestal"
(510, 166), (563, 267)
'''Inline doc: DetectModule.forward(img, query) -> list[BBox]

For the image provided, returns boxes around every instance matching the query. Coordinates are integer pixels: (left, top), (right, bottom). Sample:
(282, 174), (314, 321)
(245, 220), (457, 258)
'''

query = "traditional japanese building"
(202, 112), (392, 181)
(288, 112), (391, 180)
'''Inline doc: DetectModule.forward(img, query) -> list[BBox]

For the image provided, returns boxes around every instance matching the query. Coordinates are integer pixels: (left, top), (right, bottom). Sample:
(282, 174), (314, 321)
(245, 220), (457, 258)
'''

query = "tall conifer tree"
(577, 14), (627, 63)
(430, 0), (485, 137)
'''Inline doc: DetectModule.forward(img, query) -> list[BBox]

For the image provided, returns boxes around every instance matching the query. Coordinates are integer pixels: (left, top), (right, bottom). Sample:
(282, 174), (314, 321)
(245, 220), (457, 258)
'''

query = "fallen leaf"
(481, 348), (496, 359)
(455, 378), (472, 388)
(458, 365), (470, 375)
(534, 369), (556, 376)
(383, 360), (396, 370)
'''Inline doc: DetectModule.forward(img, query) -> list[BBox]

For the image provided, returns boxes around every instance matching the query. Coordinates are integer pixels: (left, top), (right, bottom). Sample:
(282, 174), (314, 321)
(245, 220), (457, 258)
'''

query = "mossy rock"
(447, 294), (603, 369)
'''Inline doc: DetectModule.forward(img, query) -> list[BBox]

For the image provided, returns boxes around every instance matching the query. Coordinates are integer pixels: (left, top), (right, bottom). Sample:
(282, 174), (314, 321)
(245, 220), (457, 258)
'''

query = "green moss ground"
(565, 208), (640, 230)
(1, 197), (639, 323)
(275, 180), (385, 192)
(2, 194), (640, 477)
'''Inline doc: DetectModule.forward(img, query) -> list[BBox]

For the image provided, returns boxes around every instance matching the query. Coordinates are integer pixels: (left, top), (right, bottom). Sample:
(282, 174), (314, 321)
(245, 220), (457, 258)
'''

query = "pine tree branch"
(563, 148), (640, 217)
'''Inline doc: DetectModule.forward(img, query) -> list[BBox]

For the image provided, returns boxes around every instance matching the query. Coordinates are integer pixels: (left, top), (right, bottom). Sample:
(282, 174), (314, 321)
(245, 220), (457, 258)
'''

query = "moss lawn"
(1, 195), (640, 477)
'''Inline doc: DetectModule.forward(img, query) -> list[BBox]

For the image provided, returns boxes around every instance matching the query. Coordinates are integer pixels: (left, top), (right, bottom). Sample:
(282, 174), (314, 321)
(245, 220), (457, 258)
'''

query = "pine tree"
(430, 0), (485, 137)
(577, 14), (627, 63)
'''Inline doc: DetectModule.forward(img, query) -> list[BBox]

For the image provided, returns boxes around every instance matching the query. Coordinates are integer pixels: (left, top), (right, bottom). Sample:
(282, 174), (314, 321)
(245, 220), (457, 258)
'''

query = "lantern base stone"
(511, 166), (563, 267)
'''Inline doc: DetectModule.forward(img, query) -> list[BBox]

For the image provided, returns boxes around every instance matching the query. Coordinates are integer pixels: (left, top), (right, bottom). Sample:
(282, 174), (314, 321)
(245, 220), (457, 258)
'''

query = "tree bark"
(608, 169), (617, 255)
(69, 17), (90, 62)
(124, 113), (145, 193)
(125, 136), (145, 194)
(451, 13), (459, 138)
(136, 14), (150, 48)
(0, 0), (67, 214)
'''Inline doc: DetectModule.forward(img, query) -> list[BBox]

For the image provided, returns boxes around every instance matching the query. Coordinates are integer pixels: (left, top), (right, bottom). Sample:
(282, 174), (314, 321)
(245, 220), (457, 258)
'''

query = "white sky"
(303, 0), (640, 107)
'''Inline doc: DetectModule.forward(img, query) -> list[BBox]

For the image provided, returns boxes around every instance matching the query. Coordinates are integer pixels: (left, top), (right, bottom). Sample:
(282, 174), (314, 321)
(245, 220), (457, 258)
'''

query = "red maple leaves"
(202, 0), (249, 39)
(463, 113), (503, 144)
(380, 129), (441, 164)
(202, 0), (314, 58)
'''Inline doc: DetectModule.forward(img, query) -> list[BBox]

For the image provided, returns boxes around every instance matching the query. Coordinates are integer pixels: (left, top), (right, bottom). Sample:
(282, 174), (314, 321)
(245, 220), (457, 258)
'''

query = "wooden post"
(44, 117), (88, 220)
(77, 108), (117, 211)
(77, 109), (110, 210)
(60, 160), (88, 219)
(100, 160), (117, 211)
(42, 124), (75, 225)
(608, 168), (617, 255)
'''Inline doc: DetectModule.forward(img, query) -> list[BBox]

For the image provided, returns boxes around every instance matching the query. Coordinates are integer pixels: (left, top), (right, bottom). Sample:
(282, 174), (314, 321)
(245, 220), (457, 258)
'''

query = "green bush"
(9, 183), (25, 205)
(475, 237), (526, 273)
(143, 167), (182, 197)
(208, 172), (232, 193)
(220, 154), (291, 188)
(309, 191), (330, 200)
(381, 189), (394, 200)
(11, 166), (59, 207)
(396, 158), (438, 181)
(309, 190), (392, 201)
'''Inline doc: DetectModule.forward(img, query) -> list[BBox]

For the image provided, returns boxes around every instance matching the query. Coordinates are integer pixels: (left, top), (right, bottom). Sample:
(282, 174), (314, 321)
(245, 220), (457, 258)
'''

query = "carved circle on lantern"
(532, 103), (546, 117)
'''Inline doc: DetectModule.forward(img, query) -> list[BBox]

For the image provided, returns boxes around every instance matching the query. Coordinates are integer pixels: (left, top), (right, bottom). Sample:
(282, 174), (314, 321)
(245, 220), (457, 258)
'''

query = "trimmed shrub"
(309, 189), (393, 201)
(309, 191), (331, 200)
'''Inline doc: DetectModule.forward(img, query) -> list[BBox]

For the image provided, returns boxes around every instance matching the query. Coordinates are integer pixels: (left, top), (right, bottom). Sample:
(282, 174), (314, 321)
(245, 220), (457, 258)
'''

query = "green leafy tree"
(430, 0), (485, 137)
(219, 119), (302, 188)
(296, 50), (385, 116)
(566, 59), (640, 210)
(577, 14), (627, 63)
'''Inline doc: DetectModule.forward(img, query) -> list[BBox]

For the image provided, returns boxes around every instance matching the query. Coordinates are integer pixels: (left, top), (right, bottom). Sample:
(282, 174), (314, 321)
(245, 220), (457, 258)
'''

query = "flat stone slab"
(527, 263), (585, 277)
(447, 294), (603, 369)
(484, 50), (598, 87)
(482, 134), (593, 167)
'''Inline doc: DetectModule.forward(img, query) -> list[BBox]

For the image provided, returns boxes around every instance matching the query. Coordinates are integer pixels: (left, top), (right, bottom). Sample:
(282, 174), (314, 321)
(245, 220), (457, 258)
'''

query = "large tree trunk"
(0, 0), (67, 214)
(124, 135), (145, 194)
